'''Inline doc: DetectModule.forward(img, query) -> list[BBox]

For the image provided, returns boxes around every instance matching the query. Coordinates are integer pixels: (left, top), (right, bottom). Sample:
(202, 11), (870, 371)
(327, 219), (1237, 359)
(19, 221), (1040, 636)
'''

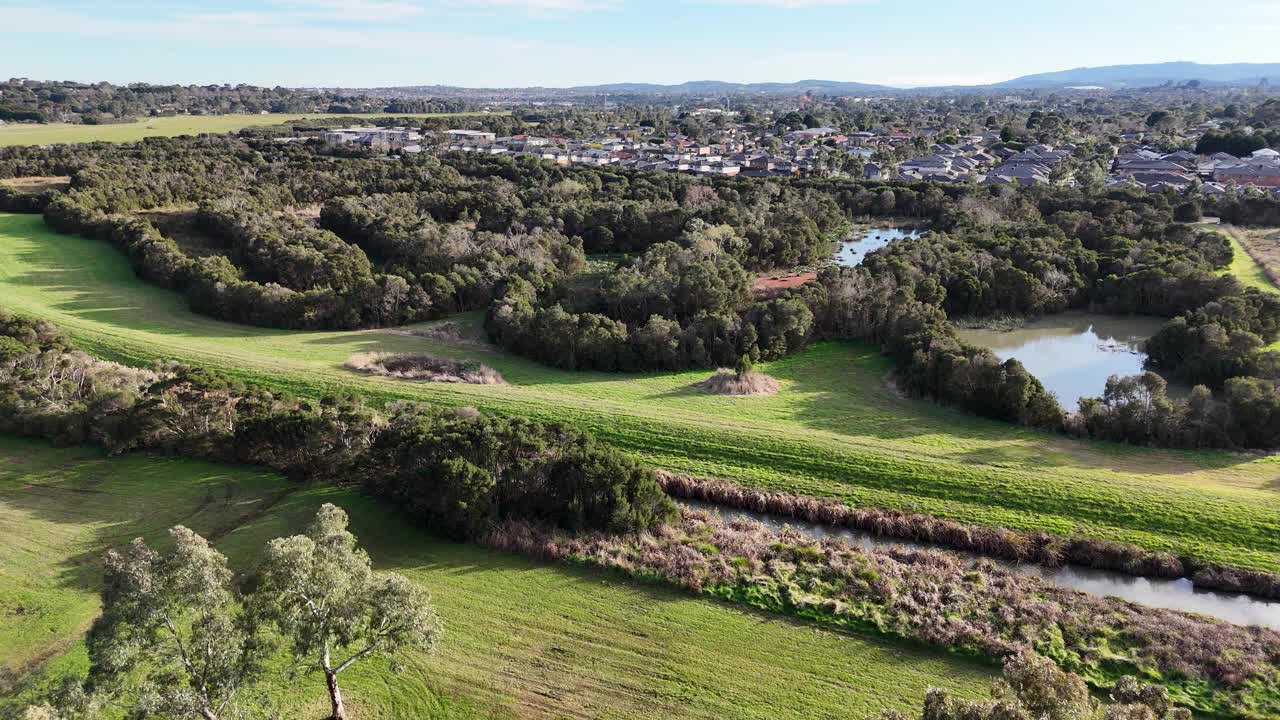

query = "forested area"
(0, 79), (476, 123)
(3, 131), (1280, 447)
(0, 311), (674, 538)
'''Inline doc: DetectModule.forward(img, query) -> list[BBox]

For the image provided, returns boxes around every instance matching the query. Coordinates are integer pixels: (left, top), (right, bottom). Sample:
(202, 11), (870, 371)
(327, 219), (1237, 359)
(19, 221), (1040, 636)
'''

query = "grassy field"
(2, 212), (1280, 576)
(1220, 225), (1280, 294)
(0, 435), (994, 719)
(0, 112), (496, 147)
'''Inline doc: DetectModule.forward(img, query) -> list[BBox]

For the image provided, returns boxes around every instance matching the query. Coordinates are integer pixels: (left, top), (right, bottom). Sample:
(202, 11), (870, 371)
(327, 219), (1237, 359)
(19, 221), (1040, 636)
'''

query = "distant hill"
(993, 62), (1280, 89)
(355, 63), (1280, 98)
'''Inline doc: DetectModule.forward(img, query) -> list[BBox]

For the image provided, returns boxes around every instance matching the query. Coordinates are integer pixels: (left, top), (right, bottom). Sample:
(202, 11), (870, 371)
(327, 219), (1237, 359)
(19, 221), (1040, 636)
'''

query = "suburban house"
(445, 129), (496, 144)
(321, 127), (421, 150)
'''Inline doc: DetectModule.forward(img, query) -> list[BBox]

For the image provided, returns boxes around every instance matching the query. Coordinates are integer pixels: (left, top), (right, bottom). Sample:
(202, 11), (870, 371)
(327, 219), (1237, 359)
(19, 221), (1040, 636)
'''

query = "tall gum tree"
(250, 504), (442, 720)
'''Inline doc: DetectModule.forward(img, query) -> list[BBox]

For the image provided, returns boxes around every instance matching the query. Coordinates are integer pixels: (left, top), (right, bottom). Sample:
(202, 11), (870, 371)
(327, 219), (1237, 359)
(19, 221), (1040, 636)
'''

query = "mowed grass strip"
(0, 435), (994, 719)
(0, 112), (500, 147)
(2, 212), (1280, 574)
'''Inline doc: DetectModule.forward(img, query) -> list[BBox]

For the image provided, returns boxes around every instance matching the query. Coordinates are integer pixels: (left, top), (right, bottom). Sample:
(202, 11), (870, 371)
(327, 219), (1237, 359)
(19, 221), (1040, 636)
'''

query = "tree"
(250, 504), (442, 720)
(86, 527), (265, 720)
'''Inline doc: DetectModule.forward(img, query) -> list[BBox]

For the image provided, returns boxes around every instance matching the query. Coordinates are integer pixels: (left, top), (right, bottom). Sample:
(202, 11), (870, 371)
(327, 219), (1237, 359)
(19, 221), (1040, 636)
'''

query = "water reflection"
(955, 312), (1185, 406)
(681, 499), (1280, 629)
(833, 227), (923, 267)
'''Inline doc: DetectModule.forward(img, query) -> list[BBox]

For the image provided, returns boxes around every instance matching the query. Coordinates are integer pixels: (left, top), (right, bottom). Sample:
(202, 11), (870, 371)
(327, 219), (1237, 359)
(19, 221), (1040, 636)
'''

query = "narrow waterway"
(681, 499), (1280, 629)
(955, 312), (1187, 407)
(832, 226), (923, 267)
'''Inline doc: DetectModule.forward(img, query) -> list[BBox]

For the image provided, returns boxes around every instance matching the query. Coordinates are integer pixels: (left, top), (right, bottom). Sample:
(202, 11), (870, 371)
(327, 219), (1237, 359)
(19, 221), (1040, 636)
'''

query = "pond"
(832, 226), (923, 267)
(680, 499), (1280, 629)
(955, 312), (1182, 407)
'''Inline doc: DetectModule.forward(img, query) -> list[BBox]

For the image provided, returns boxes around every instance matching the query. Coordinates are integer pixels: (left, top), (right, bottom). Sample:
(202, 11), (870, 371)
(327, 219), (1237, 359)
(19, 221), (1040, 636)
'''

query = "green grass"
(1212, 225), (1280, 351)
(1223, 231), (1280, 295)
(0, 435), (994, 719)
(0, 113), (498, 147)
(2, 212), (1280, 576)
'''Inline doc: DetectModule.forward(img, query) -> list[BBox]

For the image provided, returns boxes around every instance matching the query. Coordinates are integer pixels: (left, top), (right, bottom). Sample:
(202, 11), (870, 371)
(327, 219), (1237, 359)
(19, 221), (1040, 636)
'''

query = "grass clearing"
(1220, 225), (1280, 295)
(2, 212), (1280, 575)
(0, 435), (994, 719)
(0, 112), (499, 147)
(0, 177), (71, 193)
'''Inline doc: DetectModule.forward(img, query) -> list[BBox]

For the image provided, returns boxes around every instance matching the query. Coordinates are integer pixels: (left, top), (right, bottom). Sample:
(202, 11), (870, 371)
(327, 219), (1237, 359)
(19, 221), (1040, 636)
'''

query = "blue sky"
(2, 0), (1277, 88)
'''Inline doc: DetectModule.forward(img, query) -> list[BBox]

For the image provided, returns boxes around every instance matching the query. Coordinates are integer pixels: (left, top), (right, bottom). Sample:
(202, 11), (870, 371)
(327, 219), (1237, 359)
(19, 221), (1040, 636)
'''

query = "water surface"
(833, 227), (922, 267)
(955, 312), (1181, 406)
(681, 499), (1280, 629)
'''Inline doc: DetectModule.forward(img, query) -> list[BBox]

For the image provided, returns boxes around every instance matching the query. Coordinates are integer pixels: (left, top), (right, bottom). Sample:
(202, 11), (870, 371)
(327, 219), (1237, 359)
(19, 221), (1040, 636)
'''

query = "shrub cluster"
(343, 352), (505, 385)
(0, 310), (674, 538)
(485, 510), (1280, 718)
(801, 265), (1065, 428)
(1068, 371), (1280, 449)
(876, 651), (1191, 720)
(658, 472), (1280, 599)
(487, 237), (815, 371)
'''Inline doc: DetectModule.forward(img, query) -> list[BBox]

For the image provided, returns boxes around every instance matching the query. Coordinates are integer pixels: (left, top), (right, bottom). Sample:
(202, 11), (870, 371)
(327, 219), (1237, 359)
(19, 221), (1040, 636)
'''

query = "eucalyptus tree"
(250, 504), (442, 720)
(86, 527), (266, 720)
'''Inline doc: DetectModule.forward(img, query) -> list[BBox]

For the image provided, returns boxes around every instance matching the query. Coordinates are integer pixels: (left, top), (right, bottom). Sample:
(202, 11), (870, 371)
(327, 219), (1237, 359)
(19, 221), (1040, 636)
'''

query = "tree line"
(0, 78), (477, 124)
(0, 310), (675, 538)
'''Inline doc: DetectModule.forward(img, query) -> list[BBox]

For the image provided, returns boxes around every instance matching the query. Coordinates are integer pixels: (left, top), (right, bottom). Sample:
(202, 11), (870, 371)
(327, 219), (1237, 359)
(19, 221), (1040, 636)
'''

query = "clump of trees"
(28, 505), (440, 720)
(800, 263), (1064, 428)
(1068, 371), (1280, 449)
(487, 233), (815, 372)
(0, 310), (675, 537)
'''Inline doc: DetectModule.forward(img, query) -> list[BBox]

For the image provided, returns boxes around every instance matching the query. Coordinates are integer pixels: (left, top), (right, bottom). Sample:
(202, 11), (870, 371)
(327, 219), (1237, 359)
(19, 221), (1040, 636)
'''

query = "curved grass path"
(2, 212), (1280, 574)
(0, 435), (994, 719)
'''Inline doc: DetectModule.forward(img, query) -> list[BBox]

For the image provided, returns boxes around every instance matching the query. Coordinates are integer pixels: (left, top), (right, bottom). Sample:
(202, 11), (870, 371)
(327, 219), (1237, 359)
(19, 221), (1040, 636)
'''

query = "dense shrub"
(485, 509), (1280, 718)
(0, 313), (674, 538)
(658, 472), (1280, 598)
(486, 242), (816, 372)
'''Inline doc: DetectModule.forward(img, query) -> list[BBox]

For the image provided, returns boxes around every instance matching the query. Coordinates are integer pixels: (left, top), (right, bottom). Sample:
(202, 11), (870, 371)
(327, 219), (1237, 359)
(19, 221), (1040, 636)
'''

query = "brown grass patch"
(1, 176), (70, 193)
(695, 369), (780, 396)
(282, 204), (323, 225)
(753, 271), (816, 299)
(344, 352), (505, 385)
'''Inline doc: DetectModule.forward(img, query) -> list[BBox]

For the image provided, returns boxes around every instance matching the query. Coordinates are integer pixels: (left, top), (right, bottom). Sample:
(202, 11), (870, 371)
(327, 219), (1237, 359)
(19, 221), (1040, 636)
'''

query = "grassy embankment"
(0, 112), (498, 147)
(2, 213), (1280, 576)
(1219, 225), (1280, 293)
(0, 435), (993, 719)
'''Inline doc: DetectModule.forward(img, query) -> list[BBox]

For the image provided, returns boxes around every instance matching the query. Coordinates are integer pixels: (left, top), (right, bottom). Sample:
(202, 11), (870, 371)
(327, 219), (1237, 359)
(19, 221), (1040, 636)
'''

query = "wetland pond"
(955, 312), (1185, 407)
(833, 226), (923, 267)
(681, 499), (1280, 629)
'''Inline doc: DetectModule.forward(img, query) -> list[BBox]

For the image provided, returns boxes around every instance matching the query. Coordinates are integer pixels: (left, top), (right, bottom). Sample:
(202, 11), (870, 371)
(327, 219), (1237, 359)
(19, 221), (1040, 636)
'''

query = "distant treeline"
(0, 310), (674, 538)
(0, 78), (479, 123)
